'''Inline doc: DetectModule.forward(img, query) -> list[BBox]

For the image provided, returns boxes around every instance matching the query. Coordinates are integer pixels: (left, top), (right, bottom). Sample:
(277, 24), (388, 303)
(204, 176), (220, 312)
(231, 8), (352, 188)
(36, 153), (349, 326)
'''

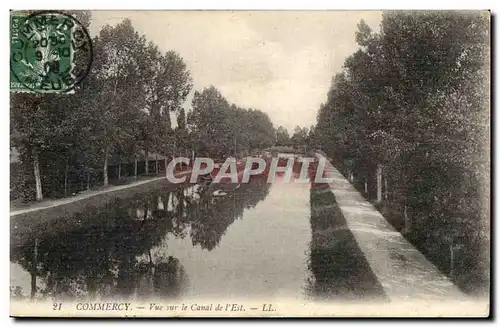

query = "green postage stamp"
(10, 11), (93, 93)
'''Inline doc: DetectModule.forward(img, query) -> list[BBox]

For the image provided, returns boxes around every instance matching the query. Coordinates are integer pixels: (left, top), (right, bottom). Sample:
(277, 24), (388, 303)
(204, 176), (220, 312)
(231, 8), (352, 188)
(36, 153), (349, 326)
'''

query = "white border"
(4, 0), (499, 10)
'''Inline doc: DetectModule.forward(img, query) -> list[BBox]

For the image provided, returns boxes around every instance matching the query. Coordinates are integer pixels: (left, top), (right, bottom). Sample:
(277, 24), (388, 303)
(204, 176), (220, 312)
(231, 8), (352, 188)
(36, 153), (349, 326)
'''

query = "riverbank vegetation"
(11, 12), (276, 203)
(313, 11), (490, 295)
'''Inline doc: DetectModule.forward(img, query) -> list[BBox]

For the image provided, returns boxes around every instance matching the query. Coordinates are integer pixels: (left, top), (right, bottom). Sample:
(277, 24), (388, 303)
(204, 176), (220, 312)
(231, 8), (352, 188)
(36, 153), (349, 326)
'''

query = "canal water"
(10, 175), (386, 302)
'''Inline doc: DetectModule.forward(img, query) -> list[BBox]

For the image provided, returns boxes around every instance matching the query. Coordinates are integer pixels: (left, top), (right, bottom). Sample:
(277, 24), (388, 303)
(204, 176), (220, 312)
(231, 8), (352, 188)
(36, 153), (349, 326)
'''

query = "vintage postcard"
(9, 10), (490, 318)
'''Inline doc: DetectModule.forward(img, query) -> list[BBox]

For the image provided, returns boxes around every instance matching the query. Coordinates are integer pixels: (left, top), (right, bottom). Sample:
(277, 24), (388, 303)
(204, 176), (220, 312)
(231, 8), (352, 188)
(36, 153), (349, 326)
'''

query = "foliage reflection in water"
(10, 177), (271, 301)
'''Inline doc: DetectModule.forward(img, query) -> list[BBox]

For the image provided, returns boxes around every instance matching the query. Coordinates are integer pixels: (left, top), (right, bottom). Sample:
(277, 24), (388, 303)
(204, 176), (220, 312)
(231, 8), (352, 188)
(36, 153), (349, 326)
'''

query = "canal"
(10, 174), (386, 302)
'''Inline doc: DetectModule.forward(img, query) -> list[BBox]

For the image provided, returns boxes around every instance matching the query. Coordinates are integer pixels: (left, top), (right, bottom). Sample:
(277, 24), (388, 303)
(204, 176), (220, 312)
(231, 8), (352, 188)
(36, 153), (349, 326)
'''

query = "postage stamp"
(9, 10), (491, 318)
(10, 10), (93, 93)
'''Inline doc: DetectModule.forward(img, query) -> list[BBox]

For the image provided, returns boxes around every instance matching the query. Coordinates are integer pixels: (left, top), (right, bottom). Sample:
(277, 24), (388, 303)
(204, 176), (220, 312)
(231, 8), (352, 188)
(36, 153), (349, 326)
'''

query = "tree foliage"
(11, 13), (274, 201)
(188, 86), (275, 157)
(314, 11), (489, 295)
(275, 126), (290, 147)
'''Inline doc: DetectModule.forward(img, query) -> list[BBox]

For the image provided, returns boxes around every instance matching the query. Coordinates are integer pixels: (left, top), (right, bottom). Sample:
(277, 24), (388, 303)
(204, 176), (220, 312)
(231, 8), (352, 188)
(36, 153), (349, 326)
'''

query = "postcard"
(9, 10), (490, 318)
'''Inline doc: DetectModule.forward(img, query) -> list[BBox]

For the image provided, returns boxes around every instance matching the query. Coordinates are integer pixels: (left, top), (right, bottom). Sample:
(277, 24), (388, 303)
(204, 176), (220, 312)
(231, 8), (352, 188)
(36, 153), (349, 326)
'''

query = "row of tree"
(275, 125), (316, 151)
(188, 86), (275, 157)
(314, 11), (489, 295)
(11, 13), (276, 202)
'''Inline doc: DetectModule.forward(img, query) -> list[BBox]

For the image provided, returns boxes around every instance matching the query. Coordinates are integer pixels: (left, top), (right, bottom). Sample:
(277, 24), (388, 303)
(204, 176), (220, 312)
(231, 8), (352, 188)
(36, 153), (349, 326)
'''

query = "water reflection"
(306, 182), (387, 302)
(10, 177), (271, 301)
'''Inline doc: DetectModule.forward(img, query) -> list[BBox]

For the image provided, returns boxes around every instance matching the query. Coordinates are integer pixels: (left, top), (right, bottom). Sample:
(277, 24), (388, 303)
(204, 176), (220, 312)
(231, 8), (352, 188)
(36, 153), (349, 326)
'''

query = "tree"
(275, 126), (290, 147)
(143, 45), (192, 166)
(188, 86), (275, 157)
(291, 125), (308, 150)
(240, 109), (275, 152)
(10, 14), (195, 200)
(314, 11), (489, 294)
(10, 11), (94, 201)
(188, 86), (234, 157)
(175, 107), (189, 157)
(11, 94), (49, 201)
(85, 19), (149, 186)
(307, 125), (316, 151)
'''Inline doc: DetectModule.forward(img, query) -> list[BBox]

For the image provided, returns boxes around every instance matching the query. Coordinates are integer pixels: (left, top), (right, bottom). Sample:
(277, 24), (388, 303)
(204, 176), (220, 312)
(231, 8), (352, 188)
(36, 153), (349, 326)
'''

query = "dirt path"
(317, 154), (471, 303)
(10, 171), (191, 217)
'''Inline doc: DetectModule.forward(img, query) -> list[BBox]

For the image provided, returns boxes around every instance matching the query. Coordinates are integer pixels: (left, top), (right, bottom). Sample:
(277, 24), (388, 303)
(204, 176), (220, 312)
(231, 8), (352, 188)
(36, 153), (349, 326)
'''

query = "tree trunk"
(403, 204), (410, 234)
(103, 145), (109, 186)
(376, 164), (382, 203)
(30, 238), (38, 299)
(87, 172), (90, 190)
(384, 175), (388, 200)
(364, 179), (368, 194)
(118, 162), (122, 180)
(64, 164), (69, 197)
(155, 156), (158, 175)
(32, 148), (43, 201)
(145, 148), (149, 175)
(134, 156), (138, 179)
(450, 243), (455, 279)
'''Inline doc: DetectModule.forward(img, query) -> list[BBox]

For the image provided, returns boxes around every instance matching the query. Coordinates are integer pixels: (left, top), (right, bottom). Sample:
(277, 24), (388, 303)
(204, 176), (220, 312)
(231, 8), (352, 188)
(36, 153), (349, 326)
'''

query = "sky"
(90, 11), (382, 133)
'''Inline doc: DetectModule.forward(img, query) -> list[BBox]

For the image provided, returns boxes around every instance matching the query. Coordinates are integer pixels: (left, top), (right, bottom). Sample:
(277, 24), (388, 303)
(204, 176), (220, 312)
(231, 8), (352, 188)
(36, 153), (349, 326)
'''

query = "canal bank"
(11, 172), (388, 302)
(10, 155), (477, 307)
(317, 154), (470, 302)
(10, 171), (192, 247)
(11, 171), (193, 217)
